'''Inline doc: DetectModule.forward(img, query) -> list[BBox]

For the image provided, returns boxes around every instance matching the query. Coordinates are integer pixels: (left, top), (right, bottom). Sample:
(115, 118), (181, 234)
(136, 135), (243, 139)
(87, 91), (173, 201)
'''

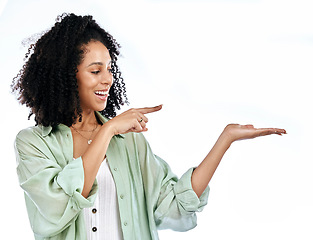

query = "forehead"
(80, 41), (111, 65)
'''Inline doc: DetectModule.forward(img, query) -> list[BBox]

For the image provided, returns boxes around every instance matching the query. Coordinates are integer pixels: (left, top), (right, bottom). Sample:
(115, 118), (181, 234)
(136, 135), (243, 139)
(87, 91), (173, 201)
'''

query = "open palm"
(223, 124), (287, 143)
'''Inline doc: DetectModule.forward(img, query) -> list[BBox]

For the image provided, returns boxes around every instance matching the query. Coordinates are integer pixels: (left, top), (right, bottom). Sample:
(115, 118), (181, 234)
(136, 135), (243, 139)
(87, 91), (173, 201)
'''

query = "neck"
(72, 110), (98, 130)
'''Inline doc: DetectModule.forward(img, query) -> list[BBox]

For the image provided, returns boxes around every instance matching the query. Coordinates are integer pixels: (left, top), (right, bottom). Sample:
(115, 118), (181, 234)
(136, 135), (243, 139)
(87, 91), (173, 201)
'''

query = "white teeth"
(95, 90), (109, 96)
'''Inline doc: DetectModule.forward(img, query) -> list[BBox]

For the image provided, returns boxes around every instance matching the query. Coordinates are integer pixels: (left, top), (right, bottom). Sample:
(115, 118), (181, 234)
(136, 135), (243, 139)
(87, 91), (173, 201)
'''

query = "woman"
(12, 13), (286, 240)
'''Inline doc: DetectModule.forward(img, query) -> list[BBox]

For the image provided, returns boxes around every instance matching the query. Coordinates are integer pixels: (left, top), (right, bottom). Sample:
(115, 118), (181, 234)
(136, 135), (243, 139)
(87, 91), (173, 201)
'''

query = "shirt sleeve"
(135, 133), (210, 232)
(14, 129), (98, 237)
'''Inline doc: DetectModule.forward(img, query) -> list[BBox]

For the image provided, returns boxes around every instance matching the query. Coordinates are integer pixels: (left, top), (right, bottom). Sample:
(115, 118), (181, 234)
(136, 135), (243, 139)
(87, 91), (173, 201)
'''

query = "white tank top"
(83, 158), (123, 240)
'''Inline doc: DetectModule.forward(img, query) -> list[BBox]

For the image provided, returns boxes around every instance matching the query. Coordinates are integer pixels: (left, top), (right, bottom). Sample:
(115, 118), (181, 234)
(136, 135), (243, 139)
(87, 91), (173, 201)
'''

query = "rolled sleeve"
(173, 167), (210, 213)
(15, 130), (97, 237)
(153, 165), (210, 231)
(134, 132), (210, 232)
(57, 157), (97, 210)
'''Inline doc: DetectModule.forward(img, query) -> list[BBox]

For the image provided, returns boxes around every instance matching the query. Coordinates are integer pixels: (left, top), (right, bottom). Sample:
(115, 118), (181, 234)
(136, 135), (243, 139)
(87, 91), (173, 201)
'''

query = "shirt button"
(92, 227), (97, 232)
(120, 194), (124, 199)
(124, 221), (128, 226)
(114, 167), (118, 171)
(92, 208), (97, 214)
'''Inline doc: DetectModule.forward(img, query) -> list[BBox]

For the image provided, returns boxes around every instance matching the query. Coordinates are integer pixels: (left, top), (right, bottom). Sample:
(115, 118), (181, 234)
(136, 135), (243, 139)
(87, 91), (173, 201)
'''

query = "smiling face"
(76, 41), (113, 113)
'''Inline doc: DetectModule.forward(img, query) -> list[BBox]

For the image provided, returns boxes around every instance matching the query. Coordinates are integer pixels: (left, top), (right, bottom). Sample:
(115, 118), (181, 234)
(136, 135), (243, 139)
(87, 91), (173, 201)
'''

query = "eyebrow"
(86, 62), (103, 68)
(86, 60), (111, 68)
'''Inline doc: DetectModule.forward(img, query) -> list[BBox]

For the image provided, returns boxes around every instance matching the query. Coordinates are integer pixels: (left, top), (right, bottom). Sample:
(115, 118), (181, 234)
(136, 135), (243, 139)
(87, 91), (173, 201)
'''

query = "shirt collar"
(41, 111), (125, 138)
(42, 125), (53, 137)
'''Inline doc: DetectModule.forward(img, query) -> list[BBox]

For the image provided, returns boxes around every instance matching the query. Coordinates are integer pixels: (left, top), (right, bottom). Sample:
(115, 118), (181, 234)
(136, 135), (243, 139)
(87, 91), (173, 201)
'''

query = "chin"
(96, 103), (108, 112)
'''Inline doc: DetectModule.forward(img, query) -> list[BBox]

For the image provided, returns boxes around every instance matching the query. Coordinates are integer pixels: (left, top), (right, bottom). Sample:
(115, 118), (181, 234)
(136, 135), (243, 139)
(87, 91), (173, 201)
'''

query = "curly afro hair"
(11, 13), (128, 127)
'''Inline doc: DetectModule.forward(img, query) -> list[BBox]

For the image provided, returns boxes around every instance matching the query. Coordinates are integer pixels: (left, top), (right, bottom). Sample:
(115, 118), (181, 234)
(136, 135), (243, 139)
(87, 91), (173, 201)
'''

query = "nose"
(101, 69), (113, 86)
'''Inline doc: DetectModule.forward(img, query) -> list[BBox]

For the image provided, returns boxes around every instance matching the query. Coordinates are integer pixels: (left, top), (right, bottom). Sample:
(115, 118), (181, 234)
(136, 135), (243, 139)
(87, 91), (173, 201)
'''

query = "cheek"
(76, 73), (83, 88)
(77, 73), (97, 89)
(76, 75), (90, 99)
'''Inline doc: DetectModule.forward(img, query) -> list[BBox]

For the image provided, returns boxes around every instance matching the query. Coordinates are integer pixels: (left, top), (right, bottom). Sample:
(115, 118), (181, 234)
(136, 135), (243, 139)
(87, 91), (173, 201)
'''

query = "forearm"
(190, 123), (286, 197)
(81, 123), (114, 198)
(191, 133), (232, 197)
(80, 105), (163, 198)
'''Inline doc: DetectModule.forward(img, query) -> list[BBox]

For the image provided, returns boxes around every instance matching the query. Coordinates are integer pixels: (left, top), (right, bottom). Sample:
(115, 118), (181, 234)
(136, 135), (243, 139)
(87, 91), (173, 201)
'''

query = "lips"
(95, 90), (109, 96)
(94, 89), (109, 101)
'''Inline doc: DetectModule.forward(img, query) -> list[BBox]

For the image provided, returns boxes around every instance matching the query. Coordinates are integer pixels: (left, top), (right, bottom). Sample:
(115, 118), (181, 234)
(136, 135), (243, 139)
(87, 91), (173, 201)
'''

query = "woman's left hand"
(221, 124), (287, 144)
(191, 124), (286, 197)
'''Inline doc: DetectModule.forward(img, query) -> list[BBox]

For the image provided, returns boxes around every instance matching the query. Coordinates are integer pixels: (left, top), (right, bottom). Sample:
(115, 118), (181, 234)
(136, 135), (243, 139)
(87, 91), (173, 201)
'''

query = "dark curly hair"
(11, 13), (128, 127)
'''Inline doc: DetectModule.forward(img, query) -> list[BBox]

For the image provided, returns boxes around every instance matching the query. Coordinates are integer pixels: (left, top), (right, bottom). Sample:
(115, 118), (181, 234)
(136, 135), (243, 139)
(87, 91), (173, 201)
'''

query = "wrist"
(218, 130), (234, 148)
(101, 121), (116, 138)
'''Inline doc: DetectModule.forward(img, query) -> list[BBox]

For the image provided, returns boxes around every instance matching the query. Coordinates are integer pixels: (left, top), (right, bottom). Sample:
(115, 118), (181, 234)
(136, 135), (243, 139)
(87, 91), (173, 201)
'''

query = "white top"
(83, 158), (123, 240)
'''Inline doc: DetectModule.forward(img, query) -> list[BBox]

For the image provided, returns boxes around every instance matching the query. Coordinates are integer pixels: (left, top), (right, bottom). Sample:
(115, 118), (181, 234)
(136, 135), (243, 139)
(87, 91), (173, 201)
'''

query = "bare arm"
(191, 124), (287, 197)
(81, 124), (114, 198)
(81, 105), (163, 198)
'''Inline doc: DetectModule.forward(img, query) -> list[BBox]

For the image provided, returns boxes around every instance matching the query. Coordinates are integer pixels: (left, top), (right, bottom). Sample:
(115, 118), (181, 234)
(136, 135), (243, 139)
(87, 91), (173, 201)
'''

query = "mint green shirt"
(14, 112), (210, 240)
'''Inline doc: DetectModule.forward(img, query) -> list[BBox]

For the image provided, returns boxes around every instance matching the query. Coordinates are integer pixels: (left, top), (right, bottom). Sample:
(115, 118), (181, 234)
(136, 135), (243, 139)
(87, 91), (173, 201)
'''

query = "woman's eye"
(108, 68), (113, 73)
(91, 70), (100, 74)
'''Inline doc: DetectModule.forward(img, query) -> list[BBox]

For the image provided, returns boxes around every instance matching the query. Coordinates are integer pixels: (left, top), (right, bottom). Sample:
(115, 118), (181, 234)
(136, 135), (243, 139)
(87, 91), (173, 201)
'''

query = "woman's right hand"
(105, 104), (163, 136)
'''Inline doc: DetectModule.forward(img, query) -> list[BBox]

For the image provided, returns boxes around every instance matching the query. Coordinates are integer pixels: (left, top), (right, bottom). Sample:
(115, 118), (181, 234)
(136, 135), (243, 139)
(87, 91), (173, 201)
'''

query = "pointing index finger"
(136, 104), (163, 114)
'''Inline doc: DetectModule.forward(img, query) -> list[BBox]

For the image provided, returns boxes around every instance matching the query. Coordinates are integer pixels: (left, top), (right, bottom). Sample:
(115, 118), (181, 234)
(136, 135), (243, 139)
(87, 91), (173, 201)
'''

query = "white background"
(0, 0), (312, 239)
